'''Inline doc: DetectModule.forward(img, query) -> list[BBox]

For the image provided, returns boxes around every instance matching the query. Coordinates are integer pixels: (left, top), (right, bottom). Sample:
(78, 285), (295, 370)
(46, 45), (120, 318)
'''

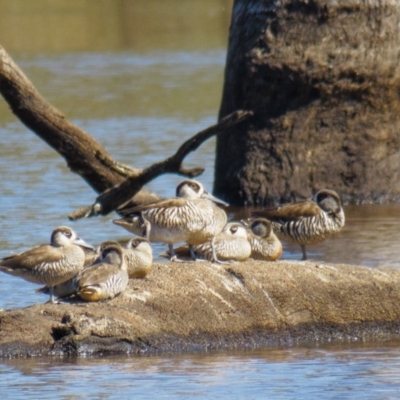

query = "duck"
(253, 189), (345, 260)
(242, 218), (282, 261)
(76, 243), (129, 302)
(161, 222), (251, 263)
(37, 238), (152, 298)
(0, 226), (93, 303)
(117, 180), (228, 262)
(124, 237), (153, 278)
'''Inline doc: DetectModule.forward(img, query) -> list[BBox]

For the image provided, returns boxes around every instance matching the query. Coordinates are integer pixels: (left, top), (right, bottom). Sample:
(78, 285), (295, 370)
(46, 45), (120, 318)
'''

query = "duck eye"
(317, 192), (330, 202)
(103, 247), (116, 257)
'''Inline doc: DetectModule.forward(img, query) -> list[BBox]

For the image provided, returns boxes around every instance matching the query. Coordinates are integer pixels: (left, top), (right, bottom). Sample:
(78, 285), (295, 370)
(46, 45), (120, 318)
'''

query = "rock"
(1, 260), (400, 358)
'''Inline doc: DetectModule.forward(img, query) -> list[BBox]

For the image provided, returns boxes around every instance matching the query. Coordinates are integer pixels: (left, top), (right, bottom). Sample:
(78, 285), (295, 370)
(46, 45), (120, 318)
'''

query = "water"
(2, 344), (400, 399)
(1, 1), (400, 398)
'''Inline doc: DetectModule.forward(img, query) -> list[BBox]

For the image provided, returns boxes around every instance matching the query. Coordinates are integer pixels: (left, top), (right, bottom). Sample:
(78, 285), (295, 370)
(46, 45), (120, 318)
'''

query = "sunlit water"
(1, 1), (400, 398)
(2, 344), (400, 399)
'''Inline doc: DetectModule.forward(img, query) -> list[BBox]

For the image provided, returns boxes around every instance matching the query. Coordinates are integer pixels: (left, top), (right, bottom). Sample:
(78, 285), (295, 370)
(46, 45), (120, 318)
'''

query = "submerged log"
(1, 260), (400, 358)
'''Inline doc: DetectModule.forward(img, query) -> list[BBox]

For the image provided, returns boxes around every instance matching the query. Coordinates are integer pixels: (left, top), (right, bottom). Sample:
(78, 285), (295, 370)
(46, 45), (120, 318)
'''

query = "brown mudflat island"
(1, 260), (400, 358)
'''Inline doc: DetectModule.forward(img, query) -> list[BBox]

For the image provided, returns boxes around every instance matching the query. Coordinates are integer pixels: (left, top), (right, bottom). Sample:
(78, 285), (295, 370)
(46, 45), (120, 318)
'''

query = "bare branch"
(0, 45), (135, 193)
(0, 45), (253, 220)
(69, 110), (253, 220)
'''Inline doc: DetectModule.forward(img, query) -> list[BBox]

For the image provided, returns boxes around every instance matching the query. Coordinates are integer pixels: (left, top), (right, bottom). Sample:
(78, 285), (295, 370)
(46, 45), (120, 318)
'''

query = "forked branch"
(68, 109), (253, 220)
(0, 45), (252, 221)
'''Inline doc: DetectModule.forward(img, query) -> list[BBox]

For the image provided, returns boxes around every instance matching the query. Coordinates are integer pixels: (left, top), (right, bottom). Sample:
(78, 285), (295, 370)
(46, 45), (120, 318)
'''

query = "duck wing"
(254, 200), (321, 222)
(0, 245), (62, 271)
(119, 198), (188, 215)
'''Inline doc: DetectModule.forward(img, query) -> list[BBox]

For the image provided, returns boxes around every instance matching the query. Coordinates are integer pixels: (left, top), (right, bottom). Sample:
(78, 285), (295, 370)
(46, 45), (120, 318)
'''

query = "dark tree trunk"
(215, 0), (400, 206)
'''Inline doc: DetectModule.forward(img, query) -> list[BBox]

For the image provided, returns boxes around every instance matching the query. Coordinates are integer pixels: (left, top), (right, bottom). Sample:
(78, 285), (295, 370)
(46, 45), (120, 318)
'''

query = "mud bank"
(1, 260), (400, 358)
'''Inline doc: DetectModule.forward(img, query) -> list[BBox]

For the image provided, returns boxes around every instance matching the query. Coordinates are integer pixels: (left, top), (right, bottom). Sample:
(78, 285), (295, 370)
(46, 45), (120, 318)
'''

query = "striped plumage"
(118, 180), (228, 262)
(166, 222), (252, 262)
(36, 275), (78, 299)
(37, 238), (152, 299)
(76, 243), (129, 302)
(0, 226), (92, 303)
(244, 218), (282, 261)
(254, 189), (345, 260)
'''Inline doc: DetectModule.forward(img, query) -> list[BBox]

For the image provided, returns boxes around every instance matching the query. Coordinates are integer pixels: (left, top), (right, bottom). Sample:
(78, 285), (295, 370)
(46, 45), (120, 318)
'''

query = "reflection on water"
(231, 204), (400, 267)
(2, 343), (400, 399)
(1, 1), (400, 398)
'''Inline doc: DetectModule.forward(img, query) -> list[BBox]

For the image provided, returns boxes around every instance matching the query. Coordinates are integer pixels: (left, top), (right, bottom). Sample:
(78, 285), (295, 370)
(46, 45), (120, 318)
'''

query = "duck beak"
(201, 191), (229, 207)
(113, 217), (140, 227)
(74, 237), (95, 251)
(240, 219), (251, 227)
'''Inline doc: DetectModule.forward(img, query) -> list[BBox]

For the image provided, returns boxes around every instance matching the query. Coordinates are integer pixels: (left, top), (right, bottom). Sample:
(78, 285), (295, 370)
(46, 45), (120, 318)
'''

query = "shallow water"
(1, 1), (400, 398)
(2, 344), (400, 399)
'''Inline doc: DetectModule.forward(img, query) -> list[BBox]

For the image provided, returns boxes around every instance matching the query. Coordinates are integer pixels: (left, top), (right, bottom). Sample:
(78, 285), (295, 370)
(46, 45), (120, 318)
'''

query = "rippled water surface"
(0, 1), (400, 398)
(2, 344), (400, 399)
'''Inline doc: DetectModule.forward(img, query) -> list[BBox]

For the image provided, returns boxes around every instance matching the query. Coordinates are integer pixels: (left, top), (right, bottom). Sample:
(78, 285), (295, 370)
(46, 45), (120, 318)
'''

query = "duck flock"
(0, 180), (345, 304)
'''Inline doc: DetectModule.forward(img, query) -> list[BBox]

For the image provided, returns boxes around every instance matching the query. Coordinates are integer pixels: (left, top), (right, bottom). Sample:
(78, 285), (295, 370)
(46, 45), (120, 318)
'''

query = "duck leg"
(301, 245), (307, 261)
(168, 244), (185, 263)
(210, 237), (230, 265)
(189, 244), (206, 262)
(189, 244), (197, 261)
(47, 286), (56, 304)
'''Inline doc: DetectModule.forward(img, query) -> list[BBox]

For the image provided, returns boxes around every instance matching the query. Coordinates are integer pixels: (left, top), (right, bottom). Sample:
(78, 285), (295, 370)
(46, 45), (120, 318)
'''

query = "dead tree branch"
(0, 45), (135, 194)
(69, 110), (253, 220)
(0, 45), (252, 220)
